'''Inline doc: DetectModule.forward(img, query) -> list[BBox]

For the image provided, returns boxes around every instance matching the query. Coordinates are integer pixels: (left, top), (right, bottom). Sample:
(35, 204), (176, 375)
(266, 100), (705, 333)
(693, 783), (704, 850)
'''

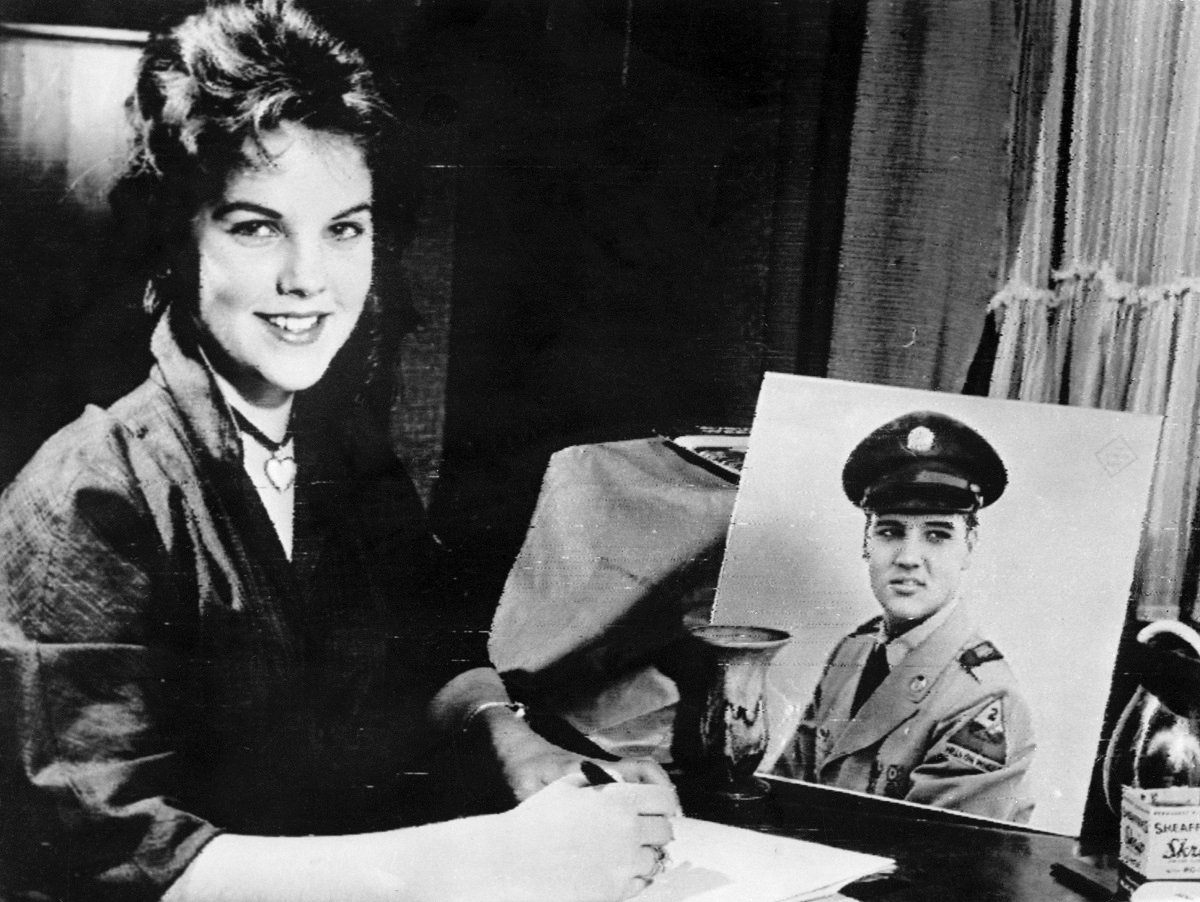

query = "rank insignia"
(944, 698), (1007, 772)
(959, 641), (1003, 676)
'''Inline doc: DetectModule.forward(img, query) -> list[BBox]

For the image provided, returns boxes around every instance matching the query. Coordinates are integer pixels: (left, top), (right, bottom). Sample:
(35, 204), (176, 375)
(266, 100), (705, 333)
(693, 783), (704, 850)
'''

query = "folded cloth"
(489, 438), (735, 740)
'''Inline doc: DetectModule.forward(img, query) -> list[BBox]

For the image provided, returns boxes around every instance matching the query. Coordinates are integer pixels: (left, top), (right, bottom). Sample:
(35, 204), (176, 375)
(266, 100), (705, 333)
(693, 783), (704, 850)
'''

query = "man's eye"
(228, 220), (280, 241)
(875, 527), (901, 539)
(926, 531), (951, 543)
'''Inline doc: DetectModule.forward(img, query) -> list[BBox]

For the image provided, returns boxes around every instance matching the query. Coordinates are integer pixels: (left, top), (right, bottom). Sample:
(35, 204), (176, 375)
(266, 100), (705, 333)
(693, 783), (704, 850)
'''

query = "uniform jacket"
(775, 603), (1036, 823)
(0, 310), (476, 901)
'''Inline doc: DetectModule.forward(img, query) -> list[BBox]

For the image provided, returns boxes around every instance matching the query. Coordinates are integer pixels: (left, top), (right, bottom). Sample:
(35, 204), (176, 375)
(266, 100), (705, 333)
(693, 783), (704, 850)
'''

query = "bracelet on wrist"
(462, 700), (528, 733)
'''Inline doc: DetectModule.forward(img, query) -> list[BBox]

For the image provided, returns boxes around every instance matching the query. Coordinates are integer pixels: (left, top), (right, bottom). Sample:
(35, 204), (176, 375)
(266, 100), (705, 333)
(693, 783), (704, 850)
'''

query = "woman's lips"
(258, 312), (328, 345)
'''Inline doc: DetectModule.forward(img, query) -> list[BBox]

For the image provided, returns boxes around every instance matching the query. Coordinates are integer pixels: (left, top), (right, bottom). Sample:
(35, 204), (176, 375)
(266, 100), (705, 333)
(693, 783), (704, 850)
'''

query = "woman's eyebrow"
(211, 201), (281, 220)
(210, 200), (372, 220)
(332, 202), (372, 219)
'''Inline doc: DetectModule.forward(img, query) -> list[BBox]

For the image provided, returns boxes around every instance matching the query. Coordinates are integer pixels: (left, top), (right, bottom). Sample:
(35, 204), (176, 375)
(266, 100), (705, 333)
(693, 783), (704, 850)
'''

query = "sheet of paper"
(640, 816), (893, 902)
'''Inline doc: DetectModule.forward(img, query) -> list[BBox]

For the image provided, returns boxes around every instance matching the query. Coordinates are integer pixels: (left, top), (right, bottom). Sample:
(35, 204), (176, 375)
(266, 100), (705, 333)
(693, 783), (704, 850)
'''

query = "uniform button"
(910, 675), (928, 693)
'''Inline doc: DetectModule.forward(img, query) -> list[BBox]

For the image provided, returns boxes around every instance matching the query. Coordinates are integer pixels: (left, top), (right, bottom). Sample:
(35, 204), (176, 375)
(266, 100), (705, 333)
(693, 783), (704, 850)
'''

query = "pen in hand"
(580, 760), (619, 785)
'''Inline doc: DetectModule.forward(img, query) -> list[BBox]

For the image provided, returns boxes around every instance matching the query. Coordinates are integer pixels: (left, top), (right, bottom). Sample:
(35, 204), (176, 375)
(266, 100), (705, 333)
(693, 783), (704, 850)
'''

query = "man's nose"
(894, 537), (922, 566)
(277, 238), (327, 298)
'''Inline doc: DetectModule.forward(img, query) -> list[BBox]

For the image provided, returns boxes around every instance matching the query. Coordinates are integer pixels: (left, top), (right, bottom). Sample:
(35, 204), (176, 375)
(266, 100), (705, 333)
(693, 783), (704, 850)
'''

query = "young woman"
(0, 2), (675, 900)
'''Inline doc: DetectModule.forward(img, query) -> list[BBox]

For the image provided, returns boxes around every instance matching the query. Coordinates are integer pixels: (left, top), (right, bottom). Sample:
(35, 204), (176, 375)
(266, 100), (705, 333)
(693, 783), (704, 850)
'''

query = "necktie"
(851, 641), (889, 716)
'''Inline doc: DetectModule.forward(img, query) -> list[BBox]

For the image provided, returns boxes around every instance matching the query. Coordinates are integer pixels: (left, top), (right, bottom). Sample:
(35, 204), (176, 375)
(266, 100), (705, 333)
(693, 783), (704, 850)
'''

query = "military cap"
(842, 411), (1007, 513)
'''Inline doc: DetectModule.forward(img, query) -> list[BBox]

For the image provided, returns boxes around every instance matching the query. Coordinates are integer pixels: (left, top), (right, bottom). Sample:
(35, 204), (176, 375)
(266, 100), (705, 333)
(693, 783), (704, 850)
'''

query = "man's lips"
(888, 577), (926, 594)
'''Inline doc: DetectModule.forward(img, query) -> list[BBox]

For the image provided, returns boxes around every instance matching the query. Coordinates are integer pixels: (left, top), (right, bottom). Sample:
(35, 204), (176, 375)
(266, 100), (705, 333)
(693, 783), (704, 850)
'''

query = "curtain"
(826, 0), (1060, 392)
(989, 0), (1200, 621)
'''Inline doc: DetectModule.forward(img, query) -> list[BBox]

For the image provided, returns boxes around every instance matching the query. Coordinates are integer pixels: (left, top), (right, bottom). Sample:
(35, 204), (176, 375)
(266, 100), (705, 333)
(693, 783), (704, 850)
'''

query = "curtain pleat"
(826, 0), (1055, 392)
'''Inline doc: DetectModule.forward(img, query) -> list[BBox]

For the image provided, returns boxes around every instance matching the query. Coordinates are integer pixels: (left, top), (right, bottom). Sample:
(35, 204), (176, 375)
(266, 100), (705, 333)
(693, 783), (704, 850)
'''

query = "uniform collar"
(881, 598), (960, 669)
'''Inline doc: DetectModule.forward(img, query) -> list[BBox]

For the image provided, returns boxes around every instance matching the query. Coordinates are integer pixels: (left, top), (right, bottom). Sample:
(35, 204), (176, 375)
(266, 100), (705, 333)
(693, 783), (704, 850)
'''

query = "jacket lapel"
(821, 604), (977, 766)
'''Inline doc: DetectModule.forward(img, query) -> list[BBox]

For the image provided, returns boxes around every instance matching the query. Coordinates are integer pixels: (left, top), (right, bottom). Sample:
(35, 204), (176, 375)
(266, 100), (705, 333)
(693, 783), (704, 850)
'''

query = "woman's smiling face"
(192, 122), (373, 407)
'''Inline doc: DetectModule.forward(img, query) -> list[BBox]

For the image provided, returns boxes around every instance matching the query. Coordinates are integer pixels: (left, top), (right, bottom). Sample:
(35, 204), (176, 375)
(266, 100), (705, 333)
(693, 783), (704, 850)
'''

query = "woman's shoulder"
(2, 377), (178, 511)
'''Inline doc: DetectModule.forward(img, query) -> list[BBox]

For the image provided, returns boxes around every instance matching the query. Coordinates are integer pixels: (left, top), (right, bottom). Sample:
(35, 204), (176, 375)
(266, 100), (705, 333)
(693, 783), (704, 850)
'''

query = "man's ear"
(963, 526), (978, 563)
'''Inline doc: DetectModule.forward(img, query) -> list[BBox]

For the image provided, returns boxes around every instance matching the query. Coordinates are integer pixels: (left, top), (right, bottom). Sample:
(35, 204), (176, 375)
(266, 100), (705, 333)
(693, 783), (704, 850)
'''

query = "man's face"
(865, 511), (975, 634)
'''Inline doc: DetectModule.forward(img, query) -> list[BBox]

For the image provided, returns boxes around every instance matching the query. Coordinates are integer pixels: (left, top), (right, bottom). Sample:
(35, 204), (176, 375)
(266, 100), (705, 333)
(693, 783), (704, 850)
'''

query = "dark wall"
(385, 0), (856, 607)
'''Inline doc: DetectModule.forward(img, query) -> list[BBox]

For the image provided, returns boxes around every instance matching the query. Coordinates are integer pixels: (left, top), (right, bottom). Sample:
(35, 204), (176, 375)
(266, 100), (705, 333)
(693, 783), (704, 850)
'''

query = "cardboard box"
(1122, 786), (1200, 881)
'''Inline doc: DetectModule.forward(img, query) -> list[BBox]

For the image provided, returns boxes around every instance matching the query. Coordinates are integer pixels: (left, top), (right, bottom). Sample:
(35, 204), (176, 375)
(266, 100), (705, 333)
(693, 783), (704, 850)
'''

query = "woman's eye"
(228, 220), (280, 241)
(329, 220), (369, 242)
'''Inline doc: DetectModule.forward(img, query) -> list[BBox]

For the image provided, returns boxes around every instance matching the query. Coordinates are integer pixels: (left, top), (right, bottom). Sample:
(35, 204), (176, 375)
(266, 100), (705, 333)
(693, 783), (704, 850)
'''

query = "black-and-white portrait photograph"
(715, 374), (1161, 835)
(2, 0), (1198, 899)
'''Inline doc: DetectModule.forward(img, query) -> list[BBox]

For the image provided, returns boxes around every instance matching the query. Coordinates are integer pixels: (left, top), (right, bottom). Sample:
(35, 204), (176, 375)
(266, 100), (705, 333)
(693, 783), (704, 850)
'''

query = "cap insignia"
(906, 426), (935, 454)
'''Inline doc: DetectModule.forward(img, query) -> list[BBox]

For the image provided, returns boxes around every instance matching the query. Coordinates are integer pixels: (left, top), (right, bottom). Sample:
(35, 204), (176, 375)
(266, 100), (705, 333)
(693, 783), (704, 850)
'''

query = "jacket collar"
(148, 306), (243, 468)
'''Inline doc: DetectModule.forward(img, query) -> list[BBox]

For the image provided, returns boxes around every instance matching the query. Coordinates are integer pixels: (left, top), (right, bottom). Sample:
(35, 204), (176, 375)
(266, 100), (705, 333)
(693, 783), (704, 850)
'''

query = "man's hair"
(109, 0), (411, 313)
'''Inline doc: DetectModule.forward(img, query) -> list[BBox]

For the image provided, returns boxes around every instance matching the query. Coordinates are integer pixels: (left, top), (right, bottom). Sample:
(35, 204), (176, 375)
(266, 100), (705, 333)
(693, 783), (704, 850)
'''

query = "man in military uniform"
(774, 411), (1036, 823)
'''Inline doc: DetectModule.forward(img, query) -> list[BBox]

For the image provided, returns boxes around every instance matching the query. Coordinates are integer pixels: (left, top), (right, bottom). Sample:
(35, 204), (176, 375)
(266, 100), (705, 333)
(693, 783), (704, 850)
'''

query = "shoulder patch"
(959, 641), (1003, 673)
(944, 698), (1008, 772)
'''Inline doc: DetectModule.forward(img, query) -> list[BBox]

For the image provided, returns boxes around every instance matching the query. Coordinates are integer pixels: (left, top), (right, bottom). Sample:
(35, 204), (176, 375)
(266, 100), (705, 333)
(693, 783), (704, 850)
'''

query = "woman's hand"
(499, 729), (672, 802)
(489, 769), (679, 901)
(162, 771), (679, 902)
(469, 703), (674, 803)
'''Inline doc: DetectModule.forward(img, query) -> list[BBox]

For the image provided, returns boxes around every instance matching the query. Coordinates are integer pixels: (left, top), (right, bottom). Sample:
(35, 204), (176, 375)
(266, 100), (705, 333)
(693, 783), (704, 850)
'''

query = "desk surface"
(688, 778), (1119, 902)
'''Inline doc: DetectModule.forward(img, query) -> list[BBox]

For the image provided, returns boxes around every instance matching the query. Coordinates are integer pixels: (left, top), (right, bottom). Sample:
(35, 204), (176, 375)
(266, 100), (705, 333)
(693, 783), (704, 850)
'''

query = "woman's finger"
(633, 846), (660, 880)
(608, 757), (674, 787)
(620, 875), (654, 900)
(637, 813), (674, 848)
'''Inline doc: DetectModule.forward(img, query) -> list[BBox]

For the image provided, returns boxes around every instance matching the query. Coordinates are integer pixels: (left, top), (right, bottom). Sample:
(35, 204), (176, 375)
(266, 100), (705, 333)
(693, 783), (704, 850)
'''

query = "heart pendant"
(264, 455), (297, 492)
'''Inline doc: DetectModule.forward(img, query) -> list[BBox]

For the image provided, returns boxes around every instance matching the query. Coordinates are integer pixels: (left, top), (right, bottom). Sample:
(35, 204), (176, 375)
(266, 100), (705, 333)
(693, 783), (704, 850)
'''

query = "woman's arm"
(430, 667), (672, 806)
(0, 448), (225, 898)
(164, 774), (678, 902)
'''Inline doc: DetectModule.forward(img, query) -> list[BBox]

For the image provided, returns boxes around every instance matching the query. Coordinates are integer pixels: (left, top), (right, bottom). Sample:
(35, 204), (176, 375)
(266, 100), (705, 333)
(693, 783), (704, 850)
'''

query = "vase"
(1103, 620), (1200, 813)
(690, 624), (791, 801)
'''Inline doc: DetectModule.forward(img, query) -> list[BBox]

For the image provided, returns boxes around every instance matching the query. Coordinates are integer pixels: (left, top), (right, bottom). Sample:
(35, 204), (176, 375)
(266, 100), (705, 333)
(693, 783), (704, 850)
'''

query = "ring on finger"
(648, 844), (671, 878)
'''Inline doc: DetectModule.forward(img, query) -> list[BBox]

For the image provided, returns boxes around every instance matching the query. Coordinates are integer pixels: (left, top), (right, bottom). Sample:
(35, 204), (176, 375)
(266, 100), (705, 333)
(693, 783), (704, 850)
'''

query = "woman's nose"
(277, 238), (327, 298)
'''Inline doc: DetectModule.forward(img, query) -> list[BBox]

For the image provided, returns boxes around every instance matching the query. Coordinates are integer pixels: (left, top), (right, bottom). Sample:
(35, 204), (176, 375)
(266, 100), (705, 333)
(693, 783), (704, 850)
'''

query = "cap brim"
(862, 482), (980, 514)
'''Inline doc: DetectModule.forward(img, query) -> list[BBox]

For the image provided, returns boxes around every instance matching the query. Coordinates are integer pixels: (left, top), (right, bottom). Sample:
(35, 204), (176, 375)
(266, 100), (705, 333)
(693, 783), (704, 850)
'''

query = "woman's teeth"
(266, 315), (320, 333)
